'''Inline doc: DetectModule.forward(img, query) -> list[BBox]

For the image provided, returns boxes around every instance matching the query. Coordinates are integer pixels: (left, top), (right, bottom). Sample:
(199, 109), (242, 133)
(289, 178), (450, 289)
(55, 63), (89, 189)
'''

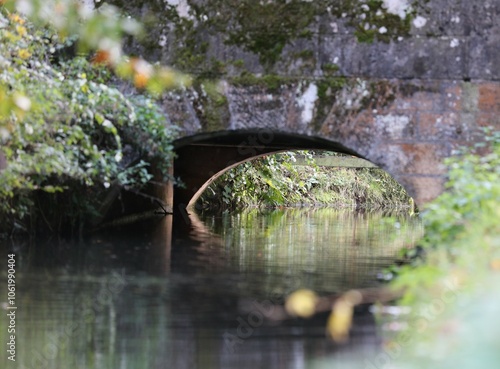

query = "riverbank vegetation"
(298, 131), (500, 367)
(0, 2), (184, 238)
(278, 131), (500, 367)
(381, 131), (500, 368)
(197, 151), (413, 212)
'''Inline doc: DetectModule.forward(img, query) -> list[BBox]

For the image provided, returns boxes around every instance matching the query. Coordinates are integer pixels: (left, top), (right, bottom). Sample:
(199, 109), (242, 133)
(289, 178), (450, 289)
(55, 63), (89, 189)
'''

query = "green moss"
(325, 0), (422, 44)
(321, 0), (418, 45)
(190, 0), (317, 69)
(230, 73), (292, 93)
(192, 80), (230, 131)
(322, 63), (340, 76)
(105, 0), (429, 72)
(355, 29), (377, 44)
(232, 59), (245, 68)
(314, 77), (348, 128)
(317, 78), (347, 99)
(261, 74), (288, 91)
(293, 50), (314, 60)
(172, 17), (208, 72)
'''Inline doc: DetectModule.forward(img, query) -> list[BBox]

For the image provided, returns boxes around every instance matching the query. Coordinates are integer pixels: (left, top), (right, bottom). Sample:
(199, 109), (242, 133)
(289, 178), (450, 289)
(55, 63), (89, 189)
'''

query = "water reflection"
(0, 209), (422, 369)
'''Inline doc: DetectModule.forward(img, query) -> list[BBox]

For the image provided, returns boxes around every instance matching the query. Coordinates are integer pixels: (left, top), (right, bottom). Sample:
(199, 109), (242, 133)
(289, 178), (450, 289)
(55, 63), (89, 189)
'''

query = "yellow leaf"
(8, 14), (25, 25)
(157, 67), (176, 88)
(17, 49), (31, 59)
(490, 259), (500, 271)
(15, 25), (26, 36)
(327, 299), (353, 343)
(326, 290), (362, 343)
(285, 289), (318, 318)
(115, 60), (134, 79)
(133, 73), (149, 89)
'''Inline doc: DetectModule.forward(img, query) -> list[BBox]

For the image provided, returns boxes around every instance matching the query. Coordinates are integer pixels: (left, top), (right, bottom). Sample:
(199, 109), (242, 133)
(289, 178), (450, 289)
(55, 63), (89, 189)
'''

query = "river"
(0, 208), (422, 369)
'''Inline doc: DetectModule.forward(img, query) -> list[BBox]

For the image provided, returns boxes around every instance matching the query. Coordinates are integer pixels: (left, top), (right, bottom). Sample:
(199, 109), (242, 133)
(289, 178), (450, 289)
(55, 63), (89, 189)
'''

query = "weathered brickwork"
(169, 79), (500, 207)
(104, 0), (500, 207)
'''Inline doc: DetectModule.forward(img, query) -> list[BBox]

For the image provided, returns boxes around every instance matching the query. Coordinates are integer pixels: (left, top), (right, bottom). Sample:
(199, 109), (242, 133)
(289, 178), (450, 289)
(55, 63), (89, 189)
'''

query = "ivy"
(0, 8), (178, 235)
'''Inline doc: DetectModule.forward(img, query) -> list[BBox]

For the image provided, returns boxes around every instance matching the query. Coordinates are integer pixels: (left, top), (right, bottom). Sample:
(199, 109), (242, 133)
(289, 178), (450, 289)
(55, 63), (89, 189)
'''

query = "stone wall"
(104, 0), (500, 80)
(99, 0), (500, 205)
(167, 77), (500, 205)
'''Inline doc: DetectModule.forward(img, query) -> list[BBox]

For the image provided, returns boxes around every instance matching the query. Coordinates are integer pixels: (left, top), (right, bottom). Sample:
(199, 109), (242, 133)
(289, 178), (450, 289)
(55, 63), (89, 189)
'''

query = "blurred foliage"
(279, 130), (500, 364)
(380, 129), (500, 368)
(197, 151), (412, 211)
(326, 290), (362, 343)
(0, 2), (185, 236)
(285, 289), (318, 319)
(393, 130), (500, 302)
(1, 0), (189, 93)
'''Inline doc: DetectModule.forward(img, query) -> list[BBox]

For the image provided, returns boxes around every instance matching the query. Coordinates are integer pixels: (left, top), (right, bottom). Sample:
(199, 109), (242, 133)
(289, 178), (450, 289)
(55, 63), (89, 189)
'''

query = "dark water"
(0, 208), (422, 369)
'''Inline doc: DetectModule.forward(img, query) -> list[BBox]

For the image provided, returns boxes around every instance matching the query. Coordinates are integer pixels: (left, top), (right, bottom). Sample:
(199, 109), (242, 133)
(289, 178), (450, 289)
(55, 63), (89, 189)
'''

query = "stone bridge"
(107, 0), (500, 211)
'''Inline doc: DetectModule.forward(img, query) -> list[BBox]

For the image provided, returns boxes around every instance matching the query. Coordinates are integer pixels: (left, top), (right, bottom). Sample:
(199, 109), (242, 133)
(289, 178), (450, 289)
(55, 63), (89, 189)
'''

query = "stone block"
(478, 83), (500, 112)
(335, 35), (374, 77)
(464, 0), (500, 36)
(317, 35), (344, 75)
(395, 175), (447, 206)
(369, 37), (465, 80)
(372, 113), (417, 141)
(280, 36), (320, 77)
(318, 12), (352, 37)
(442, 83), (463, 111)
(418, 111), (465, 140)
(370, 142), (449, 176)
(477, 112), (500, 129)
(410, 0), (466, 37)
(468, 35), (500, 80)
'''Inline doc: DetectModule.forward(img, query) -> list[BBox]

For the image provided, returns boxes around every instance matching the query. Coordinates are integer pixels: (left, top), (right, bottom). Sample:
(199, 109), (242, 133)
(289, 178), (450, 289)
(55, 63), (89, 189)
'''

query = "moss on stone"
(314, 77), (348, 130)
(103, 0), (429, 73)
(293, 49), (315, 60)
(322, 63), (340, 77)
(313, 78), (402, 132)
(232, 59), (245, 68)
(191, 79), (230, 132)
(198, 0), (316, 69)
(333, 0), (417, 44)
(361, 80), (398, 110)
(230, 73), (292, 93)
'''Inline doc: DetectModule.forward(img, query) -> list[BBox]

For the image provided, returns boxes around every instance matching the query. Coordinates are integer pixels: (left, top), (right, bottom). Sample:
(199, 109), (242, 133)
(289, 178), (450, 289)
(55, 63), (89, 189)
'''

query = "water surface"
(0, 208), (422, 369)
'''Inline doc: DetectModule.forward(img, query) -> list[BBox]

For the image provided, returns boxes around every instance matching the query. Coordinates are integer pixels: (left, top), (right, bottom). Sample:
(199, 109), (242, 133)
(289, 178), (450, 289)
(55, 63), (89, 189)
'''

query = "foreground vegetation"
(301, 131), (500, 367)
(382, 131), (500, 368)
(0, 2), (184, 237)
(197, 151), (413, 212)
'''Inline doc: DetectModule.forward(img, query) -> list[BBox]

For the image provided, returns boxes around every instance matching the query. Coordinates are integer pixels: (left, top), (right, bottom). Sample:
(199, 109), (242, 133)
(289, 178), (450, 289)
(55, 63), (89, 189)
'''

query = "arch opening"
(194, 149), (413, 213)
(173, 130), (415, 213)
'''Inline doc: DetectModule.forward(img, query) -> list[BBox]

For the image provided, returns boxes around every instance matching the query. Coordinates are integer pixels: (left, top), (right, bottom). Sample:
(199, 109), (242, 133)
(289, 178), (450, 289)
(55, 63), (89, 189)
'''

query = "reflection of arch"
(173, 129), (393, 212)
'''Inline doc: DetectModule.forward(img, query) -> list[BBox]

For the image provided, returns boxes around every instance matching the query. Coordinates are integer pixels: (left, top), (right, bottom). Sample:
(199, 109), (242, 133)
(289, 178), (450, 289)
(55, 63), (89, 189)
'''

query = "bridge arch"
(101, 0), (500, 218)
(173, 129), (412, 211)
(166, 77), (482, 211)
